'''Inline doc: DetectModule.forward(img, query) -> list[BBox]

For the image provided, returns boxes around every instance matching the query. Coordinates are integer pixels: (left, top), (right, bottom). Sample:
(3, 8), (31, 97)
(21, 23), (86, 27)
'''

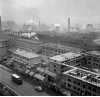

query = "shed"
(29, 71), (35, 77)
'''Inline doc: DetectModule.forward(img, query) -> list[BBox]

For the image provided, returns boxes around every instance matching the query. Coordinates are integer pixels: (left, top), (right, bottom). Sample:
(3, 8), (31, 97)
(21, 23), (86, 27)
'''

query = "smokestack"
(68, 18), (70, 32)
(0, 16), (1, 33)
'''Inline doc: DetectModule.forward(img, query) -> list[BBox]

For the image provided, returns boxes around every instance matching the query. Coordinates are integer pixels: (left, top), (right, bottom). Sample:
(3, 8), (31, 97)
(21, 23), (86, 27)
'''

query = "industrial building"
(40, 43), (82, 57)
(15, 37), (42, 53)
(49, 52), (84, 74)
(11, 49), (41, 72)
(86, 51), (100, 69)
(63, 67), (100, 96)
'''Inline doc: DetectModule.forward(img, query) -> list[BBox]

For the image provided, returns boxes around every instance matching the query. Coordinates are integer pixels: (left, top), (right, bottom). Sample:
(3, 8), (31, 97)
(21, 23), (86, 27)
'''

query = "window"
(54, 65), (56, 67)
(76, 60), (80, 63)
(61, 65), (65, 69)
(88, 86), (91, 90)
(96, 60), (98, 62)
(77, 82), (80, 86)
(68, 79), (71, 82)
(96, 64), (98, 66)
(88, 62), (91, 64)
(93, 88), (96, 92)
(68, 84), (71, 87)
(77, 88), (80, 91)
(74, 81), (76, 84)
(54, 69), (56, 72)
(83, 84), (86, 88)
(93, 63), (95, 66)
(93, 59), (96, 61)
(73, 86), (76, 90)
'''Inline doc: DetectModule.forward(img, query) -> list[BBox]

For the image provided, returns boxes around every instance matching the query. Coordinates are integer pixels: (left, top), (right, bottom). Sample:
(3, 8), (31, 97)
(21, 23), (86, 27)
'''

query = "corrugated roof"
(29, 71), (35, 76)
(33, 73), (45, 81)
(37, 67), (57, 77)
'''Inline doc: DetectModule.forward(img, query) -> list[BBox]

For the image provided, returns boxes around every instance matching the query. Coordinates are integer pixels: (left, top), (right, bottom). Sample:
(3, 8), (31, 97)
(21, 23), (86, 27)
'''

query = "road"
(0, 65), (49, 96)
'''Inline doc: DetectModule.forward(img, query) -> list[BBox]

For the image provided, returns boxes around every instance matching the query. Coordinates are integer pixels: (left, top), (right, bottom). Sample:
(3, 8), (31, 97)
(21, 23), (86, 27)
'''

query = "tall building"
(0, 38), (7, 61)
(68, 18), (70, 32)
(0, 16), (1, 33)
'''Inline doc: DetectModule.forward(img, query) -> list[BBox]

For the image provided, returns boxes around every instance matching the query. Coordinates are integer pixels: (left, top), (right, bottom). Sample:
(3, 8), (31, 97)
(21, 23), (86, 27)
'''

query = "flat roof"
(63, 67), (100, 87)
(37, 67), (57, 77)
(13, 49), (40, 59)
(33, 73), (45, 81)
(50, 52), (82, 62)
(87, 51), (100, 56)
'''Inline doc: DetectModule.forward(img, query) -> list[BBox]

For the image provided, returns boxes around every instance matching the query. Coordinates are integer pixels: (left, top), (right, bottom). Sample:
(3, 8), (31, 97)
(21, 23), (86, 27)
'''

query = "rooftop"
(17, 37), (42, 44)
(50, 52), (82, 62)
(93, 39), (100, 45)
(0, 38), (8, 42)
(87, 51), (100, 56)
(33, 73), (46, 81)
(63, 67), (100, 87)
(43, 43), (81, 52)
(13, 49), (40, 59)
(37, 67), (57, 77)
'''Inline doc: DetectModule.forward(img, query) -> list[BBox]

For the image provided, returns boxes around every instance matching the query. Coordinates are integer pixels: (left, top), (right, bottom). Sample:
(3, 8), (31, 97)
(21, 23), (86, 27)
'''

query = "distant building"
(40, 43), (81, 57)
(23, 24), (33, 32)
(15, 37), (42, 53)
(0, 16), (1, 33)
(68, 18), (70, 32)
(0, 38), (7, 61)
(86, 24), (94, 31)
(2, 21), (17, 31)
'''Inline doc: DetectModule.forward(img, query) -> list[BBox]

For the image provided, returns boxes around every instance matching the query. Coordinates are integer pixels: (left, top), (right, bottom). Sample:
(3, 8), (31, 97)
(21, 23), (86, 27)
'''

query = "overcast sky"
(0, 0), (100, 25)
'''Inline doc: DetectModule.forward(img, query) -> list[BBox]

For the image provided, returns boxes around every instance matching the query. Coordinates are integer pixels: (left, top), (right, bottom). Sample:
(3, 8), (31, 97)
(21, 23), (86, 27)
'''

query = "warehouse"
(12, 49), (41, 72)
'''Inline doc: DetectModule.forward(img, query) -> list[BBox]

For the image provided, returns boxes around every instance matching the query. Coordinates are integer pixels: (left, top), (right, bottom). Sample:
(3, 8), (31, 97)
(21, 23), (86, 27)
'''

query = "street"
(0, 64), (49, 96)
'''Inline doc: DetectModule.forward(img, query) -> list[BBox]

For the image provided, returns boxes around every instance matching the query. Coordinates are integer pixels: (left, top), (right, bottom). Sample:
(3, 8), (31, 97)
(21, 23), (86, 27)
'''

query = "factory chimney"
(0, 16), (1, 33)
(68, 18), (70, 32)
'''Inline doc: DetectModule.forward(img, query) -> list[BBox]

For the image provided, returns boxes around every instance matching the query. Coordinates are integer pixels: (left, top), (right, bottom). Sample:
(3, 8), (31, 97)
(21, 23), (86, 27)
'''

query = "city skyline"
(0, 0), (100, 25)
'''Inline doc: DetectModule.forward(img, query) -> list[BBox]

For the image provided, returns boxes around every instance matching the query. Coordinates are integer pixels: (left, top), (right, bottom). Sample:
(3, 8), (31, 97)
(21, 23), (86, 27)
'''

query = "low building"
(36, 67), (58, 81)
(63, 67), (100, 96)
(33, 73), (47, 83)
(49, 52), (84, 74)
(12, 49), (41, 72)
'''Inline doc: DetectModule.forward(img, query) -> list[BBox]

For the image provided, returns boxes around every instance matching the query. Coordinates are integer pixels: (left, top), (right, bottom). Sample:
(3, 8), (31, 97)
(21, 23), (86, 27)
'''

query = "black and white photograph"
(0, 0), (100, 96)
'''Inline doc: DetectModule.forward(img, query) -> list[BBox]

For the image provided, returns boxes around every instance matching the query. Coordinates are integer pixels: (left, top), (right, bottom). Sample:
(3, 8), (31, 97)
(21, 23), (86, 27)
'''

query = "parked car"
(35, 86), (43, 92)
(61, 91), (71, 96)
